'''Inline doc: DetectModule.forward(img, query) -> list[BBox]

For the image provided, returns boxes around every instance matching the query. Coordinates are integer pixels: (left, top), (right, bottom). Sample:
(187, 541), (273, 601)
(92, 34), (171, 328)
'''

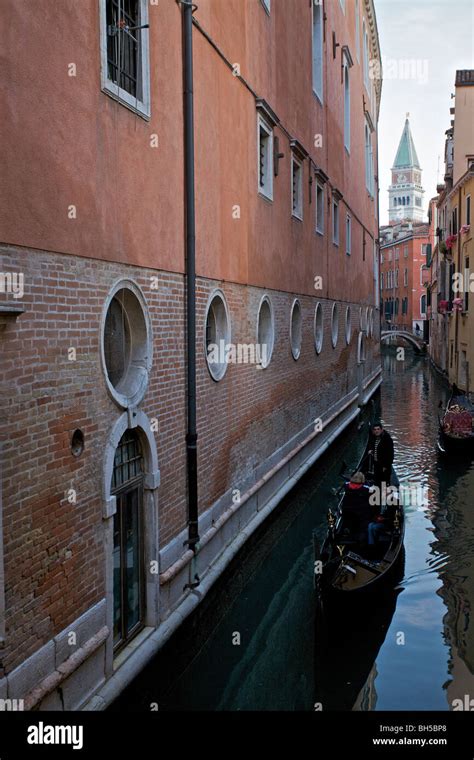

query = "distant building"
(379, 220), (432, 336)
(388, 116), (425, 224)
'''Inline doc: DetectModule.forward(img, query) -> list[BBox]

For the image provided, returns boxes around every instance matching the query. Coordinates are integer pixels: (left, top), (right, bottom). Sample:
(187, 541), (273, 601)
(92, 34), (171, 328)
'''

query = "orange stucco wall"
(1, 0), (379, 303)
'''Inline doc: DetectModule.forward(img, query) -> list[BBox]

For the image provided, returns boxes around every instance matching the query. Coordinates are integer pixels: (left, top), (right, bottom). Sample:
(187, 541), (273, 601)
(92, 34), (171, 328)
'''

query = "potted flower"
(446, 234), (458, 249)
(460, 224), (470, 235)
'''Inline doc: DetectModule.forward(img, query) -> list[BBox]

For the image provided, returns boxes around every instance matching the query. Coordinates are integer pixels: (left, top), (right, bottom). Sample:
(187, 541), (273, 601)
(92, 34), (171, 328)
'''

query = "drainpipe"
(180, 0), (200, 573)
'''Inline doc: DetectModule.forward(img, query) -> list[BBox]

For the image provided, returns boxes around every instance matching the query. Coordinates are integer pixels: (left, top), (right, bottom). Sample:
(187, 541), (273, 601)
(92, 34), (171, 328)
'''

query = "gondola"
(315, 441), (404, 596)
(314, 558), (404, 710)
(438, 384), (474, 455)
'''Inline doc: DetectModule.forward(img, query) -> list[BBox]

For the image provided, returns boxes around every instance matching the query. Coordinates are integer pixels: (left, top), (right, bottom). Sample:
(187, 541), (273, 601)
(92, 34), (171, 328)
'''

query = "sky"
(375, 0), (474, 225)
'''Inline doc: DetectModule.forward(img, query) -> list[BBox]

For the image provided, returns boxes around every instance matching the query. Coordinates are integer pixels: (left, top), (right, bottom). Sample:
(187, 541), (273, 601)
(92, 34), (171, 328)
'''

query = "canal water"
(112, 349), (474, 711)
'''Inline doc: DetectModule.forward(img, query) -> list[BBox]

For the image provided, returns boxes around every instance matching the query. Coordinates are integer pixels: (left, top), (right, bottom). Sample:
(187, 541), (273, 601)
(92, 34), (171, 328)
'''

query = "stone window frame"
(314, 302), (324, 355)
(100, 279), (153, 410)
(290, 298), (303, 360)
(331, 302), (339, 348)
(204, 289), (232, 382)
(102, 411), (160, 673)
(345, 306), (352, 345)
(99, 0), (151, 119)
(256, 294), (275, 369)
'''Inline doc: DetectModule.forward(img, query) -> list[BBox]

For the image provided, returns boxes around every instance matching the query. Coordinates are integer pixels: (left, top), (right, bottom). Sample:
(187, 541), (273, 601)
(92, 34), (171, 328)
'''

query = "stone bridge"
(381, 330), (426, 352)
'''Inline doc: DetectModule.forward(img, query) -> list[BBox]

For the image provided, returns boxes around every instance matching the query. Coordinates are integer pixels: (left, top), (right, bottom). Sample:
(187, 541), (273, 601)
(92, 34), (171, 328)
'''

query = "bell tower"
(388, 115), (425, 222)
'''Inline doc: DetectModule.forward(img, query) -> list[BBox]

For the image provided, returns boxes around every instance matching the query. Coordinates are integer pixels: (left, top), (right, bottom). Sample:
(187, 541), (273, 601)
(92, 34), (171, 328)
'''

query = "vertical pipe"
(182, 1), (199, 555)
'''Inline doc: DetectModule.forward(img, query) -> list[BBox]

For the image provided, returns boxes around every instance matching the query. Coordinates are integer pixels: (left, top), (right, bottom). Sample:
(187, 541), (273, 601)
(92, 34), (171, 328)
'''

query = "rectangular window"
(388, 250), (392, 262)
(404, 245), (408, 258)
(465, 257), (469, 312)
(421, 244), (428, 256)
(332, 199), (339, 246)
(380, 252), (384, 264)
(355, 0), (360, 61)
(100, 0), (151, 118)
(363, 21), (369, 90)
(395, 268), (399, 287)
(345, 214), (351, 255)
(344, 60), (350, 152)
(258, 115), (273, 200)
(467, 195), (471, 226)
(395, 248), (399, 260)
(365, 120), (374, 196)
(312, 1), (324, 102)
(291, 154), (303, 220)
(404, 268), (408, 286)
(452, 207), (458, 235)
(381, 272), (384, 290)
(316, 181), (324, 234)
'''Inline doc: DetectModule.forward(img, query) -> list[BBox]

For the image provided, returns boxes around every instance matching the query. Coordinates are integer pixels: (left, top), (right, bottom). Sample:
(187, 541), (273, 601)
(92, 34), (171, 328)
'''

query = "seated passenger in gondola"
(368, 500), (397, 547)
(341, 472), (375, 543)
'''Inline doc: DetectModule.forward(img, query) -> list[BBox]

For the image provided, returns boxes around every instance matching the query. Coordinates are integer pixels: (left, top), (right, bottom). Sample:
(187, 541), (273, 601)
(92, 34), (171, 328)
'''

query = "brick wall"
(0, 244), (379, 673)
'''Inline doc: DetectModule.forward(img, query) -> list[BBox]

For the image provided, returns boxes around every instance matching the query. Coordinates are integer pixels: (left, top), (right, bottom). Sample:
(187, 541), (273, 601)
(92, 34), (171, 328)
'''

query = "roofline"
(364, 0), (382, 122)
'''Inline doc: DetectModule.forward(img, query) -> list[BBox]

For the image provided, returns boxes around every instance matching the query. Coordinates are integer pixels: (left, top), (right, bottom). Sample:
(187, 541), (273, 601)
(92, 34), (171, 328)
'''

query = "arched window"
(406, 196), (410, 205)
(112, 429), (145, 650)
(421, 294), (427, 315)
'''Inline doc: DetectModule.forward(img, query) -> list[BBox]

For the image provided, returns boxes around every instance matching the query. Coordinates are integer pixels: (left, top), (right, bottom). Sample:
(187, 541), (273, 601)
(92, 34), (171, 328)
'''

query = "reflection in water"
(315, 554), (404, 711)
(112, 348), (474, 711)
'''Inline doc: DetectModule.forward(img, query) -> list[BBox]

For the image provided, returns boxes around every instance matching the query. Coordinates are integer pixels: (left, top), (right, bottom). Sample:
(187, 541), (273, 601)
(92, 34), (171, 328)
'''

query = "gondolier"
(366, 420), (394, 486)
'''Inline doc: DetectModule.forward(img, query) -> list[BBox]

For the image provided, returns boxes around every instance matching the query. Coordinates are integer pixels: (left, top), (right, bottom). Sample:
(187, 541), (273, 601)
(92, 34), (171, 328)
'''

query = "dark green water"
(113, 349), (474, 711)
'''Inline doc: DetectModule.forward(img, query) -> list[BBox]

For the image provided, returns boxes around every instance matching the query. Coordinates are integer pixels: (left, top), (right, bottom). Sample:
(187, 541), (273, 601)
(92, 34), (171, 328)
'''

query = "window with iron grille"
(291, 153), (303, 220)
(257, 115), (273, 200)
(332, 199), (339, 246)
(100, 0), (150, 118)
(316, 181), (324, 234)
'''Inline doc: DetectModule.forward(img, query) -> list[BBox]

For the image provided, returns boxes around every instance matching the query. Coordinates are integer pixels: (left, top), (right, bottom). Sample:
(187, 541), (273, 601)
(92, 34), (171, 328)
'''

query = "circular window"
(71, 429), (84, 457)
(314, 302), (323, 355)
(345, 306), (352, 344)
(331, 303), (339, 348)
(290, 299), (302, 360)
(357, 331), (367, 364)
(101, 281), (152, 408)
(257, 295), (275, 369)
(205, 290), (231, 381)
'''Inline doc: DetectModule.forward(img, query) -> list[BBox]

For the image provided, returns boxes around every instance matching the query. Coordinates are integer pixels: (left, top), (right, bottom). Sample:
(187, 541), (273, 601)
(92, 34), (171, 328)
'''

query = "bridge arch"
(381, 330), (424, 352)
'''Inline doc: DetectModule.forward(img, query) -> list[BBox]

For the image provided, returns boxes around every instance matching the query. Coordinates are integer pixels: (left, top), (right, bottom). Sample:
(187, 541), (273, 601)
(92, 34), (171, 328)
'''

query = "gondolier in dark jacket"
(366, 420), (394, 486)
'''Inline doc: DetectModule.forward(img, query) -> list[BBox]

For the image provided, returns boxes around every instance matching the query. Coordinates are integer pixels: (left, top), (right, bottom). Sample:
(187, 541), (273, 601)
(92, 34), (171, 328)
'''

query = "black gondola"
(438, 384), (474, 454)
(315, 440), (404, 596)
(314, 556), (404, 709)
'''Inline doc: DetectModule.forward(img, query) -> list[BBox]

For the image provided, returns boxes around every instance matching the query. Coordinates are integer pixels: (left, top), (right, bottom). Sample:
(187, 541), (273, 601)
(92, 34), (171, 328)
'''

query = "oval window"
(257, 295), (275, 368)
(345, 306), (352, 344)
(205, 290), (231, 381)
(102, 282), (152, 408)
(331, 303), (339, 348)
(290, 299), (302, 360)
(314, 302), (323, 355)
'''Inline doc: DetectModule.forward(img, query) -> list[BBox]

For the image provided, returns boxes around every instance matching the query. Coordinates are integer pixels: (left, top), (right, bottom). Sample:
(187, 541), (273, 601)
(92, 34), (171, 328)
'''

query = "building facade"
(379, 221), (431, 336)
(428, 70), (474, 390)
(0, 0), (382, 710)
